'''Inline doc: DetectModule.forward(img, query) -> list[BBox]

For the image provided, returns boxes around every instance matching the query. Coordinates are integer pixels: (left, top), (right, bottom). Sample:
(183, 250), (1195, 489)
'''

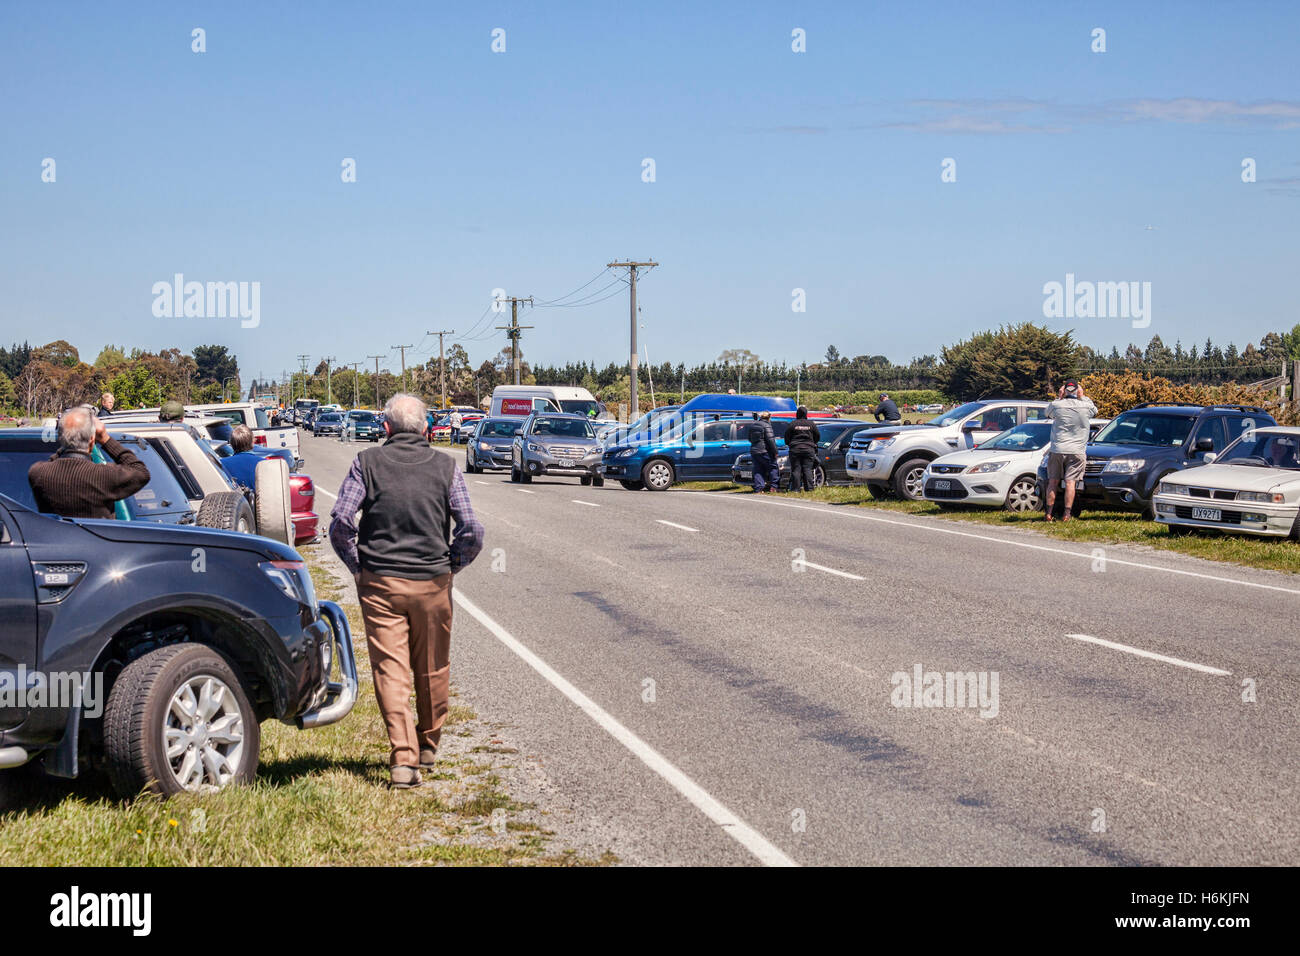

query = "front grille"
(930, 464), (964, 475)
(849, 437), (872, 451)
(925, 480), (968, 499)
(1174, 505), (1242, 525)
(1189, 487), (1237, 500)
(1084, 461), (1105, 475)
(547, 445), (590, 458)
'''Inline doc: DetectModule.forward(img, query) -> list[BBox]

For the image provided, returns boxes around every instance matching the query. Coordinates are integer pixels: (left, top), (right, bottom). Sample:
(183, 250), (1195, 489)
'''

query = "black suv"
(0, 494), (356, 800)
(1036, 403), (1275, 517)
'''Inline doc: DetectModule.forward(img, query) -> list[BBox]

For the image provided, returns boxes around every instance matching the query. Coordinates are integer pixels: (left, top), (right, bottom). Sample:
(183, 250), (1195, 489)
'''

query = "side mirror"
(1202, 452), (1217, 464)
(962, 420), (981, 431)
(1195, 437), (1215, 452)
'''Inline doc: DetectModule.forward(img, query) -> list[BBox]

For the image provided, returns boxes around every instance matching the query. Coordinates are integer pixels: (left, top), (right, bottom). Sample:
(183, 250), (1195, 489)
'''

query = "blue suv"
(603, 417), (760, 490)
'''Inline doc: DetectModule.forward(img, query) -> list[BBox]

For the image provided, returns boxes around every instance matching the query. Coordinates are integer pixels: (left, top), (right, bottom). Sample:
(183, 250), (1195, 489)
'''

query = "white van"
(489, 385), (611, 422)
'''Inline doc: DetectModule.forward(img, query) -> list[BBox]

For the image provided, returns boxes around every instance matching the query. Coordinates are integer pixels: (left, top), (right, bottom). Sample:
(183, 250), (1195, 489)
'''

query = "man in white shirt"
(1044, 380), (1098, 521)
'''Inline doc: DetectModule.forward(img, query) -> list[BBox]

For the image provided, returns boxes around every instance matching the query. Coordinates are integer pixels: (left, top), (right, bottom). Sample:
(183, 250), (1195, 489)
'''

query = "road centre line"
(451, 589), (798, 867)
(1064, 633), (1232, 676)
(700, 494), (1300, 597)
(572, 500), (600, 507)
(656, 519), (699, 532)
(314, 486), (337, 500)
(798, 560), (865, 581)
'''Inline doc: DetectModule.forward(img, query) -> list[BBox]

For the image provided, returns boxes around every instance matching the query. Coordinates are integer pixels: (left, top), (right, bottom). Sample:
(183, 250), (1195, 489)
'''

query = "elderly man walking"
(28, 407), (150, 518)
(329, 393), (485, 789)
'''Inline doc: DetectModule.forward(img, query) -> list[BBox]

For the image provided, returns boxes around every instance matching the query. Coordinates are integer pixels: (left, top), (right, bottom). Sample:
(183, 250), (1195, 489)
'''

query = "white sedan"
(921, 421), (1051, 512)
(1153, 426), (1300, 538)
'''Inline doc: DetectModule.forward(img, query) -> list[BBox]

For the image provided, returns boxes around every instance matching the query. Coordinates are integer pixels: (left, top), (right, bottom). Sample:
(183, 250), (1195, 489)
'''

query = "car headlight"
(867, 437), (896, 451)
(615, 447), (637, 458)
(259, 560), (313, 607)
(1238, 490), (1285, 504)
(479, 441), (492, 451)
(527, 441), (542, 452)
(1162, 482), (1190, 496)
(967, 460), (1007, 474)
(1102, 458), (1145, 474)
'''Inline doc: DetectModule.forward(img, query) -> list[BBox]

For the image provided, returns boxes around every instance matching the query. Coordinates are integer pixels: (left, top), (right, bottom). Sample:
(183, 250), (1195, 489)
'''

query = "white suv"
(844, 399), (1050, 500)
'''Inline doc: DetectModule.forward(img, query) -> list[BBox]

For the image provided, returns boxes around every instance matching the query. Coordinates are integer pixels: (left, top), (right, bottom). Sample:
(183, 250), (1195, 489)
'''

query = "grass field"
(0, 547), (614, 866)
(679, 481), (1300, 575)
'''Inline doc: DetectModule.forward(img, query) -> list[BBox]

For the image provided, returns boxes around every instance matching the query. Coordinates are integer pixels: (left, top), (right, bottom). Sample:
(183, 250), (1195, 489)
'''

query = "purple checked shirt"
(328, 457), (484, 576)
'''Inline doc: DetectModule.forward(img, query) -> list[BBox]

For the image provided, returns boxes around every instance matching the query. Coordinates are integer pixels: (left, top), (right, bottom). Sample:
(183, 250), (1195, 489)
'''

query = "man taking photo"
(1043, 379), (1097, 522)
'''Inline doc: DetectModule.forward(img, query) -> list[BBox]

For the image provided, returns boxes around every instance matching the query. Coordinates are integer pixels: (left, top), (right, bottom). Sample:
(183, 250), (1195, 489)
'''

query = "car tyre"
(104, 643), (260, 797)
(642, 458), (675, 492)
(197, 491), (256, 534)
(580, 475), (592, 486)
(1003, 475), (1041, 513)
(253, 458), (293, 544)
(892, 458), (929, 501)
(619, 479), (644, 491)
(593, 475), (604, 487)
(866, 482), (891, 500)
(520, 470), (533, 484)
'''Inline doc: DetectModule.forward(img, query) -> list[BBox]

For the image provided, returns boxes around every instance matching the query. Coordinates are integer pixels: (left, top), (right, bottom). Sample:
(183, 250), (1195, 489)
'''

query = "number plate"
(932, 479), (951, 490)
(558, 459), (575, 468)
(738, 470), (752, 479)
(1192, 507), (1222, 521)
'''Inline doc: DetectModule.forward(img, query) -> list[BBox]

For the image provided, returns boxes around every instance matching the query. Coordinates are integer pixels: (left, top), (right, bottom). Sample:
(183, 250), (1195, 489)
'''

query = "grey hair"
(59, 406), (97, 453)
(383, 392), (427, 434)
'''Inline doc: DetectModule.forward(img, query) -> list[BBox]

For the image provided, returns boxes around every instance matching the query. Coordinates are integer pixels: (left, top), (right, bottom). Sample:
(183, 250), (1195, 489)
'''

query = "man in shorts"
(1044, 380), (1097, 521)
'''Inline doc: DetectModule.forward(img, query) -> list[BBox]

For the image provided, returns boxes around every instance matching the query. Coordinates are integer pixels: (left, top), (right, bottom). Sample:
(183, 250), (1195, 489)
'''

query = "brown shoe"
(419, 748), (438, 771)
(390, 766), (421, 790)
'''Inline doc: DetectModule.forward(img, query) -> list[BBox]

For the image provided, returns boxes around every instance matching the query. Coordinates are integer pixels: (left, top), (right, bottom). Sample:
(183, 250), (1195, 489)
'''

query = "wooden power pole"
(495, 296), (534, 385)
(606, 260), (658, 420)
(428, 329), (455, 409)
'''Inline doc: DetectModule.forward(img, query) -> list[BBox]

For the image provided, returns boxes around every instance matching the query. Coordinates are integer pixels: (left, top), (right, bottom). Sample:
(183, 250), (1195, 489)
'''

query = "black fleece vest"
(356, 432), (456, 579)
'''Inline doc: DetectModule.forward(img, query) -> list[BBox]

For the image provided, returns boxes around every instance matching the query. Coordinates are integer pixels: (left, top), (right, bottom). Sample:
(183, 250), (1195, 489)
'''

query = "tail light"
(254, 435), (267, 446)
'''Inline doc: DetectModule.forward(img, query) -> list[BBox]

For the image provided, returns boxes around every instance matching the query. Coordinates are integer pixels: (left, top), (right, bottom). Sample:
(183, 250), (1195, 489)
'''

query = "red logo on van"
(500, 398), (533, 416)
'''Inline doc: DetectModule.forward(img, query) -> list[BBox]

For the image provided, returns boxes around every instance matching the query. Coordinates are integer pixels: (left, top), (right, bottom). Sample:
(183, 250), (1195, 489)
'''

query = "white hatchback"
(1153, 426), (1300, 538)
(922, 421), (1052, 512)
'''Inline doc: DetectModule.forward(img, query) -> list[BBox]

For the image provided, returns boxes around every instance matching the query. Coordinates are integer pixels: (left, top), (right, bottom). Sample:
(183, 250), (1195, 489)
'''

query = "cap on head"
(796, 405), (808, 418)
(159, 400), (185, 421)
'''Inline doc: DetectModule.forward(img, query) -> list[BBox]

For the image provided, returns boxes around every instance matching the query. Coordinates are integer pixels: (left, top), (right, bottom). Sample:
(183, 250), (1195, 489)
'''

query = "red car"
(289, 472), (319, 545)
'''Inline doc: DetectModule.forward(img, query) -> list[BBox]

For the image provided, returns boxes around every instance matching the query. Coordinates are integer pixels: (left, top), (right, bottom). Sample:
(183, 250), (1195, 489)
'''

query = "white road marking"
(798, 560), (865, 581)
(656, 519), (699, 532)
(474, 480), (490, 486)
(1064, 633), (1232, 676)
(517, 489), (535, 494)
(452, 590), (798, 867)
(315, 486), (337, 500)
(572, 500), (600, 507)
(704, 495), (1300, 596)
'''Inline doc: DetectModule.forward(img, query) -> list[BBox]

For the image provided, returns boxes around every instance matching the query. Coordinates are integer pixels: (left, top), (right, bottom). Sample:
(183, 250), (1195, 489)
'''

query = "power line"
(533, 268), (614, 306)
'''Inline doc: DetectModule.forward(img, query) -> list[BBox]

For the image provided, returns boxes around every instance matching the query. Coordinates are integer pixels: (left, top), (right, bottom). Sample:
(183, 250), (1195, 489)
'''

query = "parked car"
(921, 421), (1054, 512)
(189, 401), (301, 466)
(597, 404), (681, 446)
(452, 413), (484, 443)
(845, 400), (1051, 500)
(342, 409), (383, 442)
(605, 417), (763, 491)
(730, 420), (874, 489)
(465, 417), (523, 472)
(617, 394), (797, 447)
(293, 399), (320, 425)
(511, 413), (604, 485)
(312, 411), (346, 437)
(0, 493), (357, 797)
(1152, 426), (1300, 537)
(1036, 403), (1274, 518)
(490, 385), (610, 423)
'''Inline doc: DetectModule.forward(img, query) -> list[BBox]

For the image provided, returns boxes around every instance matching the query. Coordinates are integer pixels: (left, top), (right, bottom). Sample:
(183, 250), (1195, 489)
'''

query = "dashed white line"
(314, 486), (337, 500)
(517, 489), (535, 494)
(451, 589), (798, 867)
(572, 500), (600, 507)
(703, 494), (1300, 596)
(1064, 633), (1232, 676)
(474, 480), (490, 485)
(797, 560), (865, 581)
(656, 519), (699, 532)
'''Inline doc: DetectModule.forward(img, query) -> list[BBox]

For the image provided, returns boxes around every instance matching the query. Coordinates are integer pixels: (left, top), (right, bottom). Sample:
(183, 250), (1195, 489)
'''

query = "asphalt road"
(301, 429), (1300, 866)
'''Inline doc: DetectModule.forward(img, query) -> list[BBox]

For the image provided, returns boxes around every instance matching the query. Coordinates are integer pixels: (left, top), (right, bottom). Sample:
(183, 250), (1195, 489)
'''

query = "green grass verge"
(678, 482), (1300, 575)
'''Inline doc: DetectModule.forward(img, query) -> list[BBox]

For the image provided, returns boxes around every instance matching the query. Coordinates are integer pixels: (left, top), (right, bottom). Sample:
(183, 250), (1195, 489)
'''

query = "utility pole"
(428, 330), (455, 409)
(368, 355), (385, 409)
(296, 354), (310, 403)
(323, 356), (336, 404)
(344, 361), (363, 408)
(606, 260), (657, 420)
(495, 296), (534, 385)
(391, 344), (414, 394)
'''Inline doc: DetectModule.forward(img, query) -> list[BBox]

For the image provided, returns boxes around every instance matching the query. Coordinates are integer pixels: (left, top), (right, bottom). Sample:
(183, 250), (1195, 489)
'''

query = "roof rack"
(1130, 402), (1269, 414)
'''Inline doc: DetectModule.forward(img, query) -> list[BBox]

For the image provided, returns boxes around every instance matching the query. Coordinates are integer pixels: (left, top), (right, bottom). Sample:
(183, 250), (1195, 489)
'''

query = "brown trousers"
(357, 569), (453, 768)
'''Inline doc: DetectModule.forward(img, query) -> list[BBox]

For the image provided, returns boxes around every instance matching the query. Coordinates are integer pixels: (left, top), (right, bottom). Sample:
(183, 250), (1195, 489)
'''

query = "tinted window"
(349, 411), (376, 422)
(530, 417), (593, 438)
(1094, 412), (1195, 447)
(698, 422), (732, 442)
(982, 422), (1051, 451)
(970, 406), (1018, 431)
(1194, 416), (1228, 452)
(1218, 431), (1300, 470)
(482, 420), (522, 438)
(559, 400), (600, 418)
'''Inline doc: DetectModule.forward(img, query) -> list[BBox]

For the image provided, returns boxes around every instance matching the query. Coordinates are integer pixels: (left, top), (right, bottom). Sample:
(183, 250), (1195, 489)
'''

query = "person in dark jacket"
(96, 392), (116, 417)
(784, 406), (821, 492)
(747, 411), (780, 493)
(874, 393), (901, 423)
(28, 407), (150, 519)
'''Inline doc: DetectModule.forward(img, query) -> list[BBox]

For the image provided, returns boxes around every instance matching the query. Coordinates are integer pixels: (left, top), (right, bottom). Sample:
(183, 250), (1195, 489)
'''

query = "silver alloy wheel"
(903, 465), (926, 500)
(1005, 477), (1040, 513)
(163, 675), (246, 792)
(644, 460), (673, 490)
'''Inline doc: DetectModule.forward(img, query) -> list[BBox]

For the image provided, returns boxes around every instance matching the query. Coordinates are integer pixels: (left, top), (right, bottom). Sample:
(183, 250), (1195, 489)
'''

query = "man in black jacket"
(874, 393), (901, 424)
(747, 412), (779, 493)
(784, 406), (821, 492)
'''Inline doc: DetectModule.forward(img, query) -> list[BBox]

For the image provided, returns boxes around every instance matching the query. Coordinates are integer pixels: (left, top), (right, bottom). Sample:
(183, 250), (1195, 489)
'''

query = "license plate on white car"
(558, 459), (575, 468)
(932, 479), (950, 490)
(1192, 506), (1222, 521)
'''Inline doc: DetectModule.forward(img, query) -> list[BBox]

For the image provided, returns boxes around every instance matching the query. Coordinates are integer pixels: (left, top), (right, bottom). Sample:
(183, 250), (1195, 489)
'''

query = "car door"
(961, 406), (1018, 448)
(0, 503), (37, 731)
(825, 425), (870, 482)
(679, 421), (738, 479)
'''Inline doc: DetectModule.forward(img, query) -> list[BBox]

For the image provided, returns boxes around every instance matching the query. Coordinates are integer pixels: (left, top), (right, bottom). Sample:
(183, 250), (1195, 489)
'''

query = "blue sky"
(2, 1), (1298, 384)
